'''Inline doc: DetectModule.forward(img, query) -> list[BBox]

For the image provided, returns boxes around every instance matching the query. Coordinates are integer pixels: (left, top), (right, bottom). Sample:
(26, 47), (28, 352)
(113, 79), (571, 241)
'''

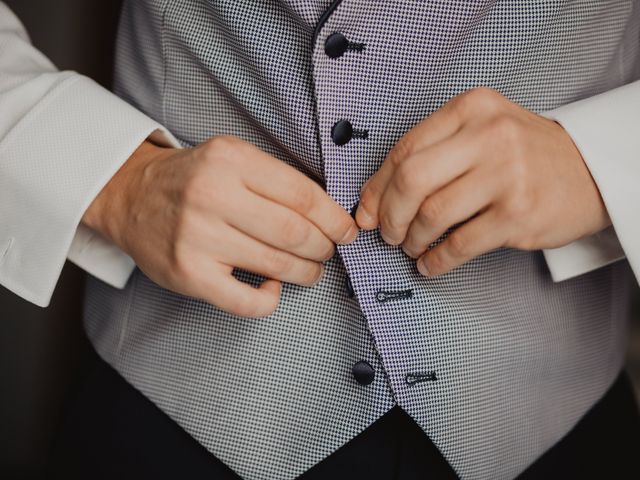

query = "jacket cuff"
(540, 80), (640, 282)
(0, 74), (177, 307)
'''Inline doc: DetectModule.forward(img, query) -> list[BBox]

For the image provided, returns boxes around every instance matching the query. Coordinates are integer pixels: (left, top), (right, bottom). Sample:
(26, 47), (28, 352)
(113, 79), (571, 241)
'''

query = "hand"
(355, 87), (611, 277)
(82, 136), (358, 318)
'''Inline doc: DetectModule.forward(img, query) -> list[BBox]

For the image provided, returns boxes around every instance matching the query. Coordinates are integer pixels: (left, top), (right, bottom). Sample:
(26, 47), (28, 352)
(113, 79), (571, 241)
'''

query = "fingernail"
(339, 224), (359, 244)
(380, 230), (400, 246)
(357, 204), (374, 226)
(402, 245), (418, 259)
(417, 257), (431, 277)
(312, 264), (325, 286)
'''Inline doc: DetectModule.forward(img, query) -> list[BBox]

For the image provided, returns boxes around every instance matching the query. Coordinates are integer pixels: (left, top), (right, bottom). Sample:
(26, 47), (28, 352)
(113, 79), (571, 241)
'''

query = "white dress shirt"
(0, 2), (633, 307)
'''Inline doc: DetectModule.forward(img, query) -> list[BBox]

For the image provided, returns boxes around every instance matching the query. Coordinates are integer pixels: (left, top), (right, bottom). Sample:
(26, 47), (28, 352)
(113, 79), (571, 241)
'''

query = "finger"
(355, 97), (464, 229)
(354, 156), (397, 229)
(240, 143), (357, 244)
(376, 132), (477, 244)
(225, 191), (335, 262)
(402, 169), (497, 258)
(384, 97), (465, 166)
(417, 209), (507, 277)
(216, 226), (325, 288)
(199, 263), (282, 318)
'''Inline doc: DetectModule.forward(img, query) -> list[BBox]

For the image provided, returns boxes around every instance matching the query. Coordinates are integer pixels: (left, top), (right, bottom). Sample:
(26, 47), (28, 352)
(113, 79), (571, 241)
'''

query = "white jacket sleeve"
(541, 80), (640, 283)
(0, 3), (179, 307)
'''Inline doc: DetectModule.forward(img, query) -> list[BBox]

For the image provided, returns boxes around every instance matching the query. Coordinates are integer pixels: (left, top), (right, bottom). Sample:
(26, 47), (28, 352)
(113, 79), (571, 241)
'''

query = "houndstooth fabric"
(83, 1), (638, 479)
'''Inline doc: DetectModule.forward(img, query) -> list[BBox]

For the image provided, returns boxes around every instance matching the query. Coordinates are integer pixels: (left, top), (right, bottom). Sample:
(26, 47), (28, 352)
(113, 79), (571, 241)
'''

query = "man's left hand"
(355, 87), (611, 277)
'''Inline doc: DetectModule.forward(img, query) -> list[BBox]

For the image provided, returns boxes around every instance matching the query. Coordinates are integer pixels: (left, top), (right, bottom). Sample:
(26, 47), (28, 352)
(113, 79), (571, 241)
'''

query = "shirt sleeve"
(0, 2), (179, 307)
(540, 80), (640, 283)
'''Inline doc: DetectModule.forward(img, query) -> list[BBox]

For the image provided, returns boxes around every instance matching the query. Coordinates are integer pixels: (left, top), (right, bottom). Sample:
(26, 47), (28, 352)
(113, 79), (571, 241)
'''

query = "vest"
(84, 1), (638, 478)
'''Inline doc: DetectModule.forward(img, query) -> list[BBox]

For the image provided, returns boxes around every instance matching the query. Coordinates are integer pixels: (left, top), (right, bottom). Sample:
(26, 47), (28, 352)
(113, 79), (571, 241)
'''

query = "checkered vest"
(84, 1), (638, 478)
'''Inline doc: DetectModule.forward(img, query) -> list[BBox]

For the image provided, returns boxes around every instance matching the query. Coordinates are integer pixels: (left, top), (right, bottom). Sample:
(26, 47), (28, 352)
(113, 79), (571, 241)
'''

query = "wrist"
(81, 139), (176, 250)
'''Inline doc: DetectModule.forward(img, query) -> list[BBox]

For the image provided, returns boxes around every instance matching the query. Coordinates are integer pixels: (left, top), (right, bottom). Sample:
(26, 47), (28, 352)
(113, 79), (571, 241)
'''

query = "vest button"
(325, 32), (349, 58)
(352, 360), (375, 385)
(331, 119), (353, 145)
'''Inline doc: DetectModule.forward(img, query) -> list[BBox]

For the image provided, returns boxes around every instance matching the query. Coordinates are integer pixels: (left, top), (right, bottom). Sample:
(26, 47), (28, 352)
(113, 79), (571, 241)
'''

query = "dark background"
(0, 1), (639, 479)
(0, 1), (122, 479)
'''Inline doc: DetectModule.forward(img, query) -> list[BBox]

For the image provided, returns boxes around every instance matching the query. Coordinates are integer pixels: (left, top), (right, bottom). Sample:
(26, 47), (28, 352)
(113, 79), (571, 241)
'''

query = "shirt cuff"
(541, 80), (640, 283)
(66, 128), (180, 289)
(542, 227), (625, 282)
(67, 223), (137, 289)
(0, 74), (178, 307)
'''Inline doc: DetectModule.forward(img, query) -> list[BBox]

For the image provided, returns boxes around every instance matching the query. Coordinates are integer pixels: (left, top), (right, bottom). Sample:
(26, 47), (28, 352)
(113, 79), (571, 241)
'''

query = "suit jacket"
(1, 1), (640, 479)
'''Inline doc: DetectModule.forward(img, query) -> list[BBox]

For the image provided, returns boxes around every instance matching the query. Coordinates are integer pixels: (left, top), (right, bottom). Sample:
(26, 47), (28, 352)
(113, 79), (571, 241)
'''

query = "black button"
(345, 276), (355, 298)
(325, 32), (349, 58)
(352, 360), (375, 385)
(332, 120), (353, 146)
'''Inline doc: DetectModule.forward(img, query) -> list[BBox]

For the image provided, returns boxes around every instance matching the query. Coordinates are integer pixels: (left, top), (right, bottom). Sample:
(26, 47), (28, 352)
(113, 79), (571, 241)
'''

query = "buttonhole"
(352, 129), (369, 140)
(405, 371), (437, 385)
(375, 289), (413, 303)
(347, 42), (366, 52)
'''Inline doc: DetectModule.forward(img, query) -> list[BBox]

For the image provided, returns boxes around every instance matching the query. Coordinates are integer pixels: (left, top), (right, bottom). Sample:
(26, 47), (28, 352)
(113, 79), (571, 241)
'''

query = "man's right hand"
(81, 136), (358, 318)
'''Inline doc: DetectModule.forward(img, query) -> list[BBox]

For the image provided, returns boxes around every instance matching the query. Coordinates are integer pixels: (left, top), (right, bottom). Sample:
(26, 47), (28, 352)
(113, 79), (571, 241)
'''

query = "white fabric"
(542, 226), (626, 282)
(542, 80), (640, 282)
(0, 3), (178, 306)
(0, 0), (635, 310)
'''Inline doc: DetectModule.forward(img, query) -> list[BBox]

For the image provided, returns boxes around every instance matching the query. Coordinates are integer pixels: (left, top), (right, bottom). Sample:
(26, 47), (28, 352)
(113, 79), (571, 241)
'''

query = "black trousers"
(49, 346), (640, 479)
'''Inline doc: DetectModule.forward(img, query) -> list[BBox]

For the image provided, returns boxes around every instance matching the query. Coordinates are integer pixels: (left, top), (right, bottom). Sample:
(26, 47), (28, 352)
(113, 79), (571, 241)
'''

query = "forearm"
(0, 2), (178, 306)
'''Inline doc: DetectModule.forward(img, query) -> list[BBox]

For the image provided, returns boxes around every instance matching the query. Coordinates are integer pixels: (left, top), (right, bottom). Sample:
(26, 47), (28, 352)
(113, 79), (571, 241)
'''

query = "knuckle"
(380, 210), (402, 236)
(503, 195), (530, 219)
(469, 86), (500, 105)
(388, 137), (413, 167)
(290, 182), (315, 215)
(427, 250), (447, 274)
(360, 180), (382, 208)
(489, 113), (522, 144)
(263, 249), (292, 276)
(455, 87), (502, 119)
(393, 161), (421, 192)
(280, 215), (310, 249)
(205, 135), (239, 156)
(419, 196), (445, 225)
(447, 232), (469, 258)
(471, 86), (500, 100)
